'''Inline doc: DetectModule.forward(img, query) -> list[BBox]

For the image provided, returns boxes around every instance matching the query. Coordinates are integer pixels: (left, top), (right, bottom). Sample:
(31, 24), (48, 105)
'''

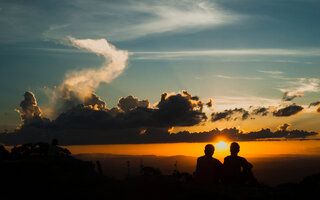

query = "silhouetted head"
(204, 144), (214, 157)
(230, 142), (240, 156)
(51, 139), (58, 146)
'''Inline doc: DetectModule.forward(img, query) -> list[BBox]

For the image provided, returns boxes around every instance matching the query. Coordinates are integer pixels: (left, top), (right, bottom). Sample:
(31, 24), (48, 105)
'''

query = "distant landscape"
(76, 153), (320, 186)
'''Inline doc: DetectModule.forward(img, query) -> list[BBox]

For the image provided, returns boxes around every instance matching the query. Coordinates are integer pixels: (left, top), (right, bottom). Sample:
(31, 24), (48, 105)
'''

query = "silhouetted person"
(223, 142), (256, 185)
(195, 144), (222, 184)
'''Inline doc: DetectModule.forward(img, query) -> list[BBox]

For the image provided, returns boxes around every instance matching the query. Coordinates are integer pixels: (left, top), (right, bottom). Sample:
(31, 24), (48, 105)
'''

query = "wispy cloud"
(258, 70), (284, 75)
(212, 95), (280, 110)
(216, 74), (263, 80)
(280, 78), (320, 101)
(41, 0), (241, 42)
(115, 0), (239, 40)
(131, 48), (320, 60)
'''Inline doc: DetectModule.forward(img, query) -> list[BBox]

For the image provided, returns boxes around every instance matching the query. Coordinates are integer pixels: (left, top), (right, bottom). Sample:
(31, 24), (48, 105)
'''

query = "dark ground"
(1, 156), (320, 200)
(1, 143), (320, 200)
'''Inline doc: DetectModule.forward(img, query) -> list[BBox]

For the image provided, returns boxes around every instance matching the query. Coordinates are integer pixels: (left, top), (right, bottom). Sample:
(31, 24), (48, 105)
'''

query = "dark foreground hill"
(1, 158), (320, 200)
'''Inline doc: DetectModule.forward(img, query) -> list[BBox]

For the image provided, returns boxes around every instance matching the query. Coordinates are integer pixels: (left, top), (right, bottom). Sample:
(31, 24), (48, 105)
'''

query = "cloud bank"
(1, 90), (318, 145)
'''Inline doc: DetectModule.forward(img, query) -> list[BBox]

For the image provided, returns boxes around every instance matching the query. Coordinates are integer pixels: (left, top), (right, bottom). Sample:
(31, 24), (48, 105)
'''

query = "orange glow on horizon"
(61, 140), (320, 162)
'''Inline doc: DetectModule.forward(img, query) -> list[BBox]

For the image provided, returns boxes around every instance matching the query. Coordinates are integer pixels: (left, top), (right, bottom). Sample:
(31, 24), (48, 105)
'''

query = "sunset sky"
(1, 0), (320, 136)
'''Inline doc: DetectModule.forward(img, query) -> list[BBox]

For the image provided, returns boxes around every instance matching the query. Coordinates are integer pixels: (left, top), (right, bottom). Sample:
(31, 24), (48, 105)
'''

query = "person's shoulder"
(197, 156), (206, 160)
(237, 156), (253, 167)
(224, 155), (232, 161)
(212, 157), (222, 164)
(237, 156), (248, 162)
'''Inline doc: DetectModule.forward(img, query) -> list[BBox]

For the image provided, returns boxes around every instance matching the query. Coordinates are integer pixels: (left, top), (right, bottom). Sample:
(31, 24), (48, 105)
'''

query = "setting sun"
(216, 141), (228, 150)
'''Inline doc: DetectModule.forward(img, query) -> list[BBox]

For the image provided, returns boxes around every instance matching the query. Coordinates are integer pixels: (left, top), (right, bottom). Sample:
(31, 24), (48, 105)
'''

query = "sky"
(0, 0), (320, 136)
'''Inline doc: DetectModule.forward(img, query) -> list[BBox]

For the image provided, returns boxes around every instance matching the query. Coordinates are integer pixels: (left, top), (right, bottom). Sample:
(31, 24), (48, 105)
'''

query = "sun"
(216, 141), (228, 149)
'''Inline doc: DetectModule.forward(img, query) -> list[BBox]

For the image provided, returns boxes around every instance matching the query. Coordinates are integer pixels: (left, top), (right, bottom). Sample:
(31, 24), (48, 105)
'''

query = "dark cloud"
(211, 104), (304, 122)
(211, 108), (249, 122)
(309, 100), (320, 112)
(278, 123), (291, 131)
(84, 93), (106, 111)
(0, 90), (211, 144)
(309, 101), (320, 107)
(17, 91), (51, 129)
(273, 104), (304, 117)
(0, 91), (316, 145)
(118, 95), (149, 112)
(251, 105), (304, 118)
(251, 107), (270, 116)
(52, 91), (207, 130)
(1, 125), (317, 145)
(56, 84), (83, 115)
(19, 91), (43, 125)
(206, 99), (213, 108)
(282, 91), (304, 101)
(155, 91), (207, 126)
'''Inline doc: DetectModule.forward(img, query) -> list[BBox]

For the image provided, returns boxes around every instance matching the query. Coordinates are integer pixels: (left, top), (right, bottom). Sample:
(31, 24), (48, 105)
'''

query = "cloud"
(273, 104), (304, 117)
(18, 91), (42, 125)
(309, 101), (320, 107)
(131, 48), (320, 60)
(155, 91), (207, 126)
(280, 78), (320, 101)
(211, 104), (304, 122)
(84, 93), (107, 111)
(50, 91), (208, 130)
(212, 95), (279, 109)
(211, 108), (249, 122)
(42, 37), (129, 116)
(0, 91), (317, 145)
(26, 0), (240, 42)
(118, 96), (149, 112)
(104, 0), (239, 40)
(61, 37), (129, 100)
(206, 99), (213, 108)
(251, 106), (270, 116)
(309, 100), (320, 113)
(258, 70), (284, 75)
(281, 90), (304, 101)
(278, 123), (291, 131)
(17, 91), (50, 127)
(215, 74), (263, 80)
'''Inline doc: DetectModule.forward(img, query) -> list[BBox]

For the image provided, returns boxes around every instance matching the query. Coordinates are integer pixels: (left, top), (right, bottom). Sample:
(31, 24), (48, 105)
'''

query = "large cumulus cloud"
(17, 91), (50, 127)
(154, 91), (207, 126)
(54, 91), (207, 130)
(19, 91), (42, 124)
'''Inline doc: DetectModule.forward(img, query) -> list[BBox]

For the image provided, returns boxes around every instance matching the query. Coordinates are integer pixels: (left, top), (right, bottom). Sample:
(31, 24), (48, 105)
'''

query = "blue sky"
(0, 0), (320, 131)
